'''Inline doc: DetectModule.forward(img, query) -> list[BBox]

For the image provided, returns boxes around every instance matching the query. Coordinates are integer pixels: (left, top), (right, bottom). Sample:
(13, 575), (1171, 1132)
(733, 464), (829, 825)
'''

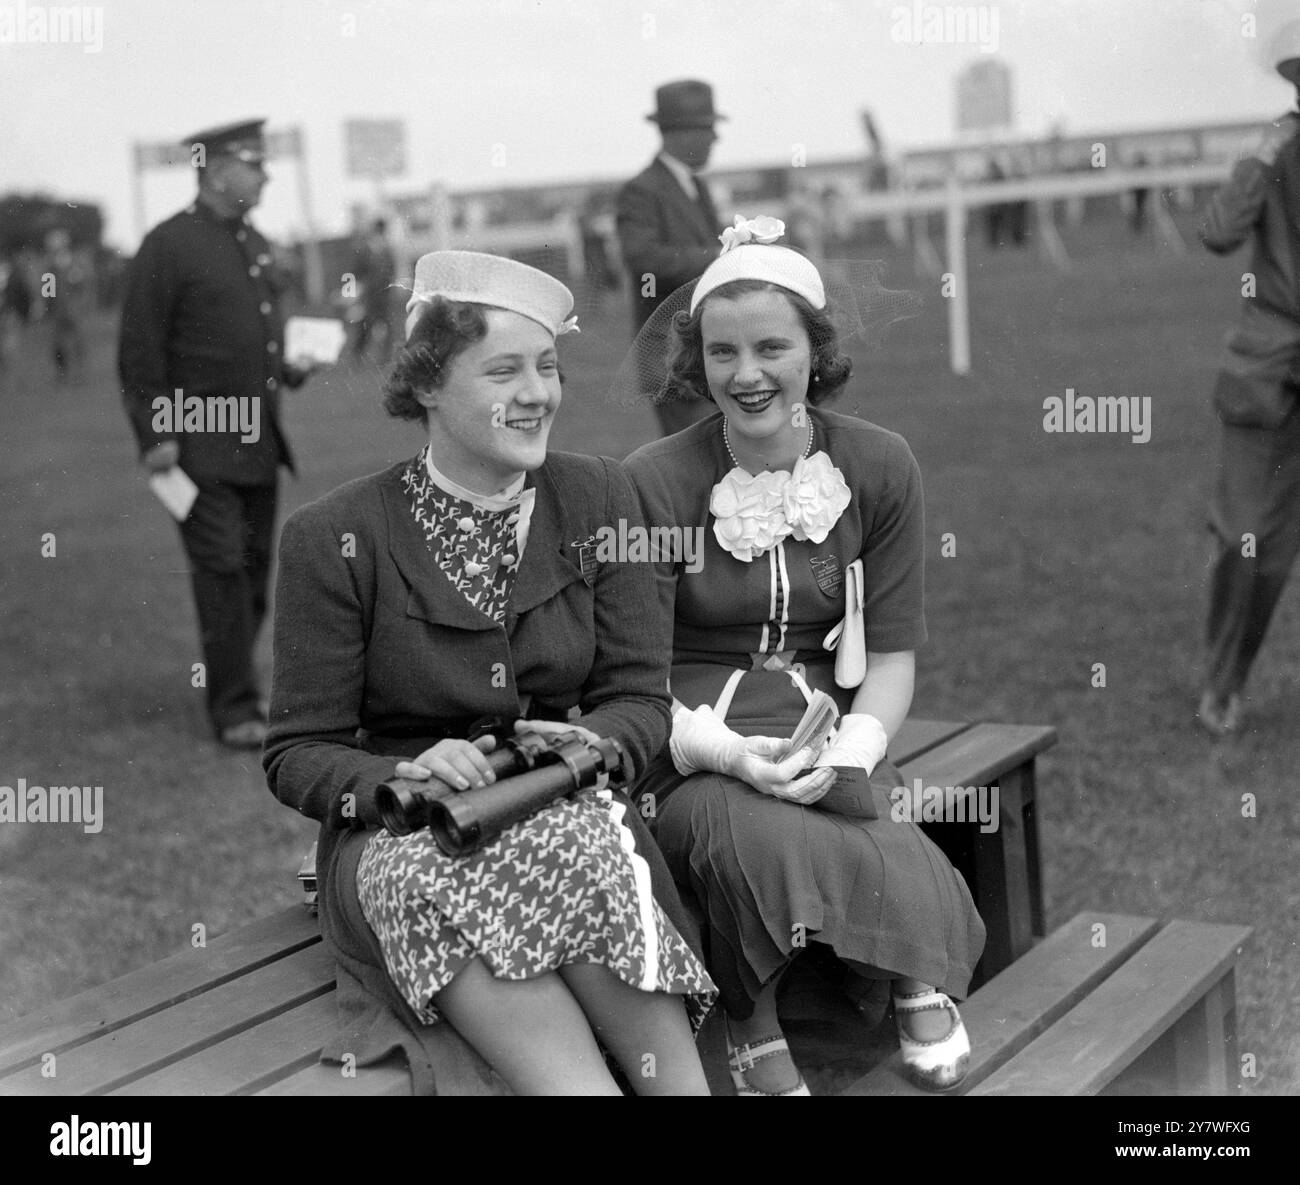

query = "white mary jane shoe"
(725, 1018), (812, 1096)
(892, 987), (971, 1091)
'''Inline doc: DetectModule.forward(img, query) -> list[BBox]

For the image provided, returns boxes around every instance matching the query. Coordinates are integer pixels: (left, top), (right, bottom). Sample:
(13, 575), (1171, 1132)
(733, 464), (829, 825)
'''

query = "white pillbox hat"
(404, 250), (577, 341)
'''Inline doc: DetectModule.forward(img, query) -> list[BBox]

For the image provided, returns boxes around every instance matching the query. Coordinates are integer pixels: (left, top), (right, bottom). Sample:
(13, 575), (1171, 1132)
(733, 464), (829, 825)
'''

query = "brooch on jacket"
(570, 535), (599, 587)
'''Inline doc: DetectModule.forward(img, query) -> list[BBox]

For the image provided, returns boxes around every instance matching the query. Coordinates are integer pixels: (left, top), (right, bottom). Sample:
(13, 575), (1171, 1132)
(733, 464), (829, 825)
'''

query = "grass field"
(2, 208), (1297, 1094)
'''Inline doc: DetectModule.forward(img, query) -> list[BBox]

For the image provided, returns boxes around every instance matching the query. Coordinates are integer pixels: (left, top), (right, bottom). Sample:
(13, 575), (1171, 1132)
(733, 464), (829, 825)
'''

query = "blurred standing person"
(617, 79), (725, 435)
(350, 217), (398, 363)
(118, 119), (309, 750)
(1198, 38), (1300, 736)
(0, 253), (33, 372)
(46, 230), (91, 381)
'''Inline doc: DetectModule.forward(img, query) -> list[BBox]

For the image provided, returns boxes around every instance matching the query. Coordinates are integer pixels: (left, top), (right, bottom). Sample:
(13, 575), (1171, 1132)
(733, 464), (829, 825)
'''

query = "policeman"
(119, 119), (308, 749)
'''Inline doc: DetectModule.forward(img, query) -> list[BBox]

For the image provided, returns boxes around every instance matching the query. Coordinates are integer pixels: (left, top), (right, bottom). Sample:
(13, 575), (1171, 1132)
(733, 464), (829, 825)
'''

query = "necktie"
(693, 175), (719, 235)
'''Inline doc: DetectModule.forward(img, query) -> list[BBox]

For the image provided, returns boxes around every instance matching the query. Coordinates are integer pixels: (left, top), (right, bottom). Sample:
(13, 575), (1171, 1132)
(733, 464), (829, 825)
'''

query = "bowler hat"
(647, 80), (725, 129)
(1272, 20), (1300, 84)
(182, 118), (267, 163)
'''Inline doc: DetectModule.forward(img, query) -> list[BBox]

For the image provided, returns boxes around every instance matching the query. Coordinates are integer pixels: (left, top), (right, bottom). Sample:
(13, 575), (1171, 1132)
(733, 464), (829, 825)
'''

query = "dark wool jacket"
(616, 157), (720, 334)
(263, 451), (681, 1093)
(1201, 131), (1300, 428)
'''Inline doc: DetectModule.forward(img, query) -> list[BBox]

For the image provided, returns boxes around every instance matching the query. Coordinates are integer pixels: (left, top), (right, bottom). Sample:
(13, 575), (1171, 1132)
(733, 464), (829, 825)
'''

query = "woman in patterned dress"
(264, 251), (714, 1095)
(623, 219), (985, 1094)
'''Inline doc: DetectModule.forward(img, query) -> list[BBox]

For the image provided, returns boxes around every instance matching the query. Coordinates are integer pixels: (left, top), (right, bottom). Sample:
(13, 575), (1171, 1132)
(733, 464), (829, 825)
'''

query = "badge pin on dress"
(822, 559), (866, 689)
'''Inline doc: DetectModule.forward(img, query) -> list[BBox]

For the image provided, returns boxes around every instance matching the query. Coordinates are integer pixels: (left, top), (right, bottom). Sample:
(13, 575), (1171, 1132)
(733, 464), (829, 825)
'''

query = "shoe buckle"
(732, 1045), (756, 1072)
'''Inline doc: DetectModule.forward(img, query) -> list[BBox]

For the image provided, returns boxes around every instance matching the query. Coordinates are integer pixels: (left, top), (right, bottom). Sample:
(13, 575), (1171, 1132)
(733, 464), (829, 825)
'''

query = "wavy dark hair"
(382, 297), (491, 421)
(664, 278), (852, 406)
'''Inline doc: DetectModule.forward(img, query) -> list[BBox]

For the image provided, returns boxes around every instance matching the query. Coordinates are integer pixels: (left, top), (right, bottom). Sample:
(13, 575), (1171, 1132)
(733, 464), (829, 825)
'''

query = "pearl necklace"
(724, 417), (815, 472)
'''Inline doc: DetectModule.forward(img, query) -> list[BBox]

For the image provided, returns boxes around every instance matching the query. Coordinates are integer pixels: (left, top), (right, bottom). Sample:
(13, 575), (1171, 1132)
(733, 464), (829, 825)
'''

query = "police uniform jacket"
(118, 201), (298, 483)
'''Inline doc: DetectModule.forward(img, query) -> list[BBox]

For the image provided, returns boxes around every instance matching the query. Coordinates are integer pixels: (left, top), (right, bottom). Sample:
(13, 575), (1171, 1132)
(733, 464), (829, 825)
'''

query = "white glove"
(670, 704), (835, 804)
(669, 704), (752, 776)
(814, 713), (888, 776)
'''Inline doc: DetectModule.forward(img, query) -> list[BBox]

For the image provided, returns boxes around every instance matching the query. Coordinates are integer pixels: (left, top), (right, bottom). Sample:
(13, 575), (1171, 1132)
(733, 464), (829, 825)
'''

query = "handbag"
(822, 559), (867, 688)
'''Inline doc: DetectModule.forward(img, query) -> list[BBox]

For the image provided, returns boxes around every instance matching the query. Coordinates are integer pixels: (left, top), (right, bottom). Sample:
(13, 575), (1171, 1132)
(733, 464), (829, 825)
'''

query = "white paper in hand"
(149, 466), (199, 522)
(284, 316), (347, 368)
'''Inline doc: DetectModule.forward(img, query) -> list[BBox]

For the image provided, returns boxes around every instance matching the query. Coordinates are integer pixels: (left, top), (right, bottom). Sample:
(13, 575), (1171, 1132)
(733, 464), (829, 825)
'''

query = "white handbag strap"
(712, 668), (746, 722)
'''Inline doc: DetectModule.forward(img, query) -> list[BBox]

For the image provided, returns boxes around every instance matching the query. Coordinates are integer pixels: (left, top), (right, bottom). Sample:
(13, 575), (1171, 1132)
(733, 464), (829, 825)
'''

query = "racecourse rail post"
(944, 174), (971, 377)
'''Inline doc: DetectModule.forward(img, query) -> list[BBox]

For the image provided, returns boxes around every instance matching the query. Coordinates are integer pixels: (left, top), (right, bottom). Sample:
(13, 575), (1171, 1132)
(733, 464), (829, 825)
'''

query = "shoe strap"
(892, 988), (951, 1014)
(728, 1034), (791, 1072)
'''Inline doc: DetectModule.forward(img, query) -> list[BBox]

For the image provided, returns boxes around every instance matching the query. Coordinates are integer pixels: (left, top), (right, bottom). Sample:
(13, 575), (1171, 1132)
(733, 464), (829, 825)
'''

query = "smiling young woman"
(623, 219), (984, 1095)
(264, 251), (716, 1096)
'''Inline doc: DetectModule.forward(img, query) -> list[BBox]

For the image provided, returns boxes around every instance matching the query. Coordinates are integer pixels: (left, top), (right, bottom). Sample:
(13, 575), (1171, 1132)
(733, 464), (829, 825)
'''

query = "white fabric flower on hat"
(710, 468), (793, 561)
(783, 453), (851, 543)
(718, 214), (787, 254)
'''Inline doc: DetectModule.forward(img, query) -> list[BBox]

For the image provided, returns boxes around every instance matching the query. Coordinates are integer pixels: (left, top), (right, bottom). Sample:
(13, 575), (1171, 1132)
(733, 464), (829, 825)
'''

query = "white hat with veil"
(608, 214), (925, 409)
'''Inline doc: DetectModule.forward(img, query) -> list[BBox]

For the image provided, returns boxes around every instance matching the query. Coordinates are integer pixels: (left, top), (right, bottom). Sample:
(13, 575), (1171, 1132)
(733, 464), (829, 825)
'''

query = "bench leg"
(1170, 972), (1238, 1095)
(971, 764), (1037, 978)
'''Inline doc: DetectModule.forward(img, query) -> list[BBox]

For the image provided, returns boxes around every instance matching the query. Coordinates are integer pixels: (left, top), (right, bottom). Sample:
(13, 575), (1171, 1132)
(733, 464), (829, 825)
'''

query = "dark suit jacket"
(1201, 135), (1300, 427)
(616, 157), (720, 333)
(263, 450), (684, 1093)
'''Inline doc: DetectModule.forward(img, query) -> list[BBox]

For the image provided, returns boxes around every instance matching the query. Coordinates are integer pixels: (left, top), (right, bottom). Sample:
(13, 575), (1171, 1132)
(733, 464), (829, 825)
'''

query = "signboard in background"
(344, 119), (407, 179)
(955, 58), (1014, 136)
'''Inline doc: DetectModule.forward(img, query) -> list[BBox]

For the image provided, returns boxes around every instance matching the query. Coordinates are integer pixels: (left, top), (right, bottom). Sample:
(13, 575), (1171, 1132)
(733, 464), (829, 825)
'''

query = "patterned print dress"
(356, 448), (716, 1029)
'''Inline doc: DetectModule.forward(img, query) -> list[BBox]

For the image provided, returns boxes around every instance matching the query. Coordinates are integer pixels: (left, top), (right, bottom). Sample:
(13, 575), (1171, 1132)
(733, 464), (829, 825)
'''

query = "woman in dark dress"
(623, 218), (985, 1094)
(264, 251), (714, 1095)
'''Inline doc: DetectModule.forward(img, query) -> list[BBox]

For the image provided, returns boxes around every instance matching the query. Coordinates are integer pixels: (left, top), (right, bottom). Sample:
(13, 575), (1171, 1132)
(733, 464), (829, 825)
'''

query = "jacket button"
(248, 265), (261, 277)
(260, 301), (272, 315)
(463, 561), (485, 578)
(267, 341), (278, 354)
(456, 516), (475, 533)
(266, 377), (277, 390)
(501, 553), (517, 569)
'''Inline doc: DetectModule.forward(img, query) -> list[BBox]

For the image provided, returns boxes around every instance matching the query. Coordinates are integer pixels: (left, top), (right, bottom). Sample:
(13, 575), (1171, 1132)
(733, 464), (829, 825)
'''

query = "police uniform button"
(236, 230), (248, 243)
(267, 341), (278, 354)
(260, 301), (272, 315)
(257, 253), (271, 266)
(248, 265), (261, 277)
(456, 516), (475, 533)
(266, 377), (277, 390)
(463, 561), (485, 578)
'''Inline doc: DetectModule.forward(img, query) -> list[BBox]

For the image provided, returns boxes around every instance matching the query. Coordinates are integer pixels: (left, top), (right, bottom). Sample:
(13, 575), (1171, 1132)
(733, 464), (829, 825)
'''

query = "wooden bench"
(843, 912), (1252, 1096)
(0, 718), (1059, 1096)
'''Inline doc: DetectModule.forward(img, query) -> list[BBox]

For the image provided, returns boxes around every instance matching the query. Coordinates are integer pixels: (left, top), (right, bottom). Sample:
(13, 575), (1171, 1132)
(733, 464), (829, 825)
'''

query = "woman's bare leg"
(557, 964), (711, 1096)
(726, 973), (802, 1093)
(894, 976), (958, 1040)
(434, 958), (621, 1095)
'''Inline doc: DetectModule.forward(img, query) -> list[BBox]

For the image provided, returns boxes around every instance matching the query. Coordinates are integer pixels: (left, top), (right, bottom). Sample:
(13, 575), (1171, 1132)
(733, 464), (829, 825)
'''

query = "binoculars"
(375, 728), (628, 857)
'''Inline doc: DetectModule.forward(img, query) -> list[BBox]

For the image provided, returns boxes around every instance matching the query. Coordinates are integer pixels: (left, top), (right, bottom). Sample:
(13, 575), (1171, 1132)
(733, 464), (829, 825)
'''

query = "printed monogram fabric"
(356, 792), (717, 1030)
(401, 448), (522, 624)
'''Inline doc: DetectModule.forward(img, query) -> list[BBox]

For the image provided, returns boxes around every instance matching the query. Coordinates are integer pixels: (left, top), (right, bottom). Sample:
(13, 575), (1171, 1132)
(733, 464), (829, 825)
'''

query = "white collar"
(657, 151), (701, 200)
(424, 448), (527, 512)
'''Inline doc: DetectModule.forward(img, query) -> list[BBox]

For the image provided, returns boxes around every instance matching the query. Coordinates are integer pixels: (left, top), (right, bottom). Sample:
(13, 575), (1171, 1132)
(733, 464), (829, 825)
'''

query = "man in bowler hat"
(1198, 32), (1300, 735)
(617, 80), (725, 435)
(118, 119), (308, 749)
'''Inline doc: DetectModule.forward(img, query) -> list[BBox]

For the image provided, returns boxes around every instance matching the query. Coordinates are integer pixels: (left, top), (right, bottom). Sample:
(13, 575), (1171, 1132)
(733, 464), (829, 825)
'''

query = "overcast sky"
(2, 0), (1296, 250)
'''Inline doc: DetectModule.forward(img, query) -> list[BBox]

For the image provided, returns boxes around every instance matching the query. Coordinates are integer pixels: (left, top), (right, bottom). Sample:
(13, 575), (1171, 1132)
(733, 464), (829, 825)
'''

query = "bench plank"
(898, 723), (1057, 790)
(0, 943), (335, 1096)
(843, 912), (1160, 1095)
(972, 920), (1252, 1096)
(0, 906), (321, 1075)
(889, 720), (971, 767)
(255, 1059), (415, 1097)
(110, 994), (341, 1096)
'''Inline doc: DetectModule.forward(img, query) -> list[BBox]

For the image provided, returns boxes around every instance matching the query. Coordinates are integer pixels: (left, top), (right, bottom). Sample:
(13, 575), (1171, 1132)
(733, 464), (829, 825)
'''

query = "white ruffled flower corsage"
(710, 468), (793, 562)
(718, 214), (787, 254)
(556, 315), (580, 335)
(710, 451), (851, 561)
(783, 452), (852, 543)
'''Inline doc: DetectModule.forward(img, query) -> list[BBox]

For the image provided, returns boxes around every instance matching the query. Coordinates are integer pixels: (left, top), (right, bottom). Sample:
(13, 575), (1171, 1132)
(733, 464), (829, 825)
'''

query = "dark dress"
(624, 407), (986, 1019)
